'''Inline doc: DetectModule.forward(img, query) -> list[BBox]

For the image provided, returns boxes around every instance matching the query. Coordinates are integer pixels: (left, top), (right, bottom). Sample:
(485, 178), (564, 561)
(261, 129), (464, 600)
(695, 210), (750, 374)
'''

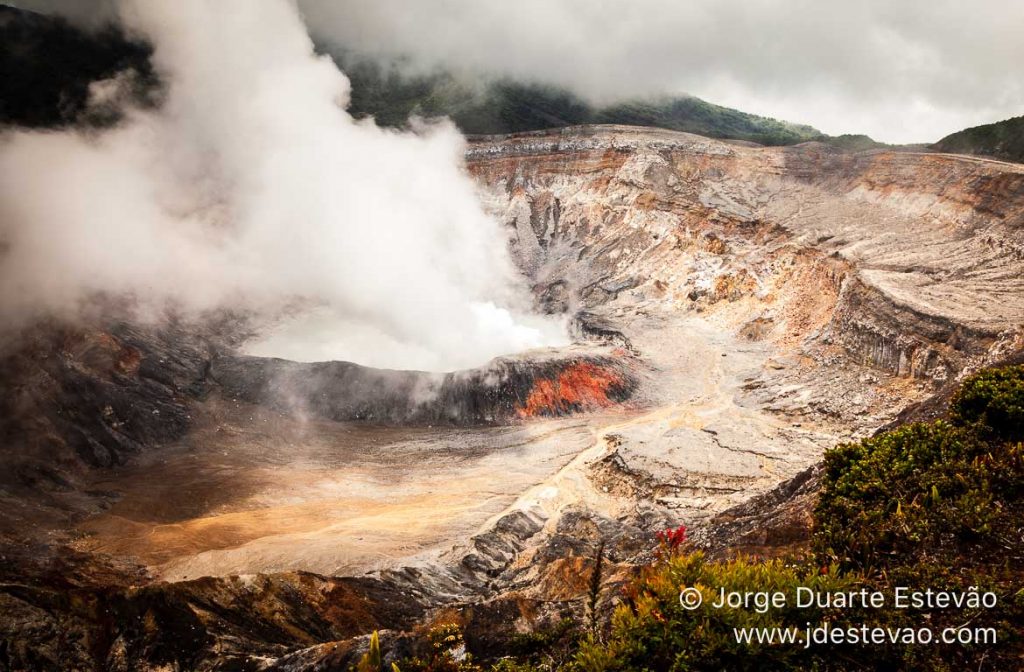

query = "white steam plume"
(0, 0), (567, 371)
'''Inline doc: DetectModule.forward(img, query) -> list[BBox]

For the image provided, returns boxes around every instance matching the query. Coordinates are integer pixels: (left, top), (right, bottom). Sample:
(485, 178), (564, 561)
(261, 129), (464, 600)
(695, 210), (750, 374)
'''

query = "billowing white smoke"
(0, 0), (567, 371)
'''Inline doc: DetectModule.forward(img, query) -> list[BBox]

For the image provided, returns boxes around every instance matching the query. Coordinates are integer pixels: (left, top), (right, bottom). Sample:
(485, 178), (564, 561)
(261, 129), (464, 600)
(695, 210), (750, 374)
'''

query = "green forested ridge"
(340, 58), (827, 146)
(933, 116), (1024, 164)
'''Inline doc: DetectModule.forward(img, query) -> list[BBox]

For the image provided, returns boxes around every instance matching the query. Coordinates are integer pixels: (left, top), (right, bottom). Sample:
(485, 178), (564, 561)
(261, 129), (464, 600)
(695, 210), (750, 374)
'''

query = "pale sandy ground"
(77, 409), (600, 579)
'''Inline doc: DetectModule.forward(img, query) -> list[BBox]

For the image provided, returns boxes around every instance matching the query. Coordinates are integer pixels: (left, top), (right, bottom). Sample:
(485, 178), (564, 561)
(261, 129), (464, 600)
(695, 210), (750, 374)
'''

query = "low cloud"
(16, 0), (1023, 142)
(294, 0), (1024, 143)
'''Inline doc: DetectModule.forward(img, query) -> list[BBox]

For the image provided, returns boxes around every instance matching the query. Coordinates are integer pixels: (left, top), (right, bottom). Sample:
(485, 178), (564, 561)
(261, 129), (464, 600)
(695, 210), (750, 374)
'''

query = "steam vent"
(2, 3), (1024, 670)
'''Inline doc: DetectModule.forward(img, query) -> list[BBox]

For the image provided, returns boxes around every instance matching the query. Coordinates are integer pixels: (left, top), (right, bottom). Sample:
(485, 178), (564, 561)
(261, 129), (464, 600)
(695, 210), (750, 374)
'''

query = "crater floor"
(75, 400), (600, 580)
(51, 126), (1024, 587)
(71, 313), (833, 582)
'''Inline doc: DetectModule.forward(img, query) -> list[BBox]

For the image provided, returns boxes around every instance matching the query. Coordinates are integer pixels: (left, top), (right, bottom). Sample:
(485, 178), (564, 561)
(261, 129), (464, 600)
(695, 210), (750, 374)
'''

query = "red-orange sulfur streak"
(517, 362), (623, 418)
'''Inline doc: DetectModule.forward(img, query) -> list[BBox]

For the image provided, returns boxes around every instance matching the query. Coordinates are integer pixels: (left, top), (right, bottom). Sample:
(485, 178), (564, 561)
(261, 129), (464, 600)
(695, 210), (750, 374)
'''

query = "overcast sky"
(14, 0), (1024, 143)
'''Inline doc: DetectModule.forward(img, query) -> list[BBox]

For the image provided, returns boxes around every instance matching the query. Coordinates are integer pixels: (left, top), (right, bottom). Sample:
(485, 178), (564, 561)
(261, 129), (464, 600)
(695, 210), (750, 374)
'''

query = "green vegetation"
(821, 134), (889, 152)
(338, 57), (827, 146)
(361, 365), (1023, 671)
(933, 116), (1024, 164)
(357, 631), (385, 672)
(589, 97), (821, 146)
(949, 365), (1024, 441)
(817, 365), (1024, 575)
(338, 58), (902, 149)
(815, 421), (1012, 569)
(571, 554), (858, 671)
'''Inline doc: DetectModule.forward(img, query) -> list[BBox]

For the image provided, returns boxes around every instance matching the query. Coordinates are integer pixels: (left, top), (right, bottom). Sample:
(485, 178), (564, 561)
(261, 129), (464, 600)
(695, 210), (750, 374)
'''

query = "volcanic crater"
(2, 125), (1024, 669)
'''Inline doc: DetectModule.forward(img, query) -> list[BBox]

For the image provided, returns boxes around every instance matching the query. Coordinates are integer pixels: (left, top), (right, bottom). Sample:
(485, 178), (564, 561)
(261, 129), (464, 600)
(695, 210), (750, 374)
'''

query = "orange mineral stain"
(518, 362), (624, 418)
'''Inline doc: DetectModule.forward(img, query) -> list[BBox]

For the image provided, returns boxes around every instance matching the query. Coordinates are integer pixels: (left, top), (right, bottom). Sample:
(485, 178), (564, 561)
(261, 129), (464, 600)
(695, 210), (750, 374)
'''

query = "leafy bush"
(814, 421), (1008, 568)
(816, 366), (1024, 572)
(950, 365), (1024, 441)
(811, 365), (1024, 668)
(568, 552), (857, 671)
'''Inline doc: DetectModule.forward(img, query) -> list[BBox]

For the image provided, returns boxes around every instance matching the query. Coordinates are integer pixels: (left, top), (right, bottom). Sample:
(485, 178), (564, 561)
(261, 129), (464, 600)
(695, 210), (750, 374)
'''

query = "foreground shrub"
(567, 552), (859, 671)
(949, 364), (1024, 441)
(815, 366), (1024, 575)
(812, 365), (1024, 667)
(813, 421), (1023, 569)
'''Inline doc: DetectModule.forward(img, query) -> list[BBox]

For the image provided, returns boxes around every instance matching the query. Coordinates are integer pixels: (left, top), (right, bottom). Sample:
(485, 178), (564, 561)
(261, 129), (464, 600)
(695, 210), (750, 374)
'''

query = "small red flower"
(656, 525), (688, 550)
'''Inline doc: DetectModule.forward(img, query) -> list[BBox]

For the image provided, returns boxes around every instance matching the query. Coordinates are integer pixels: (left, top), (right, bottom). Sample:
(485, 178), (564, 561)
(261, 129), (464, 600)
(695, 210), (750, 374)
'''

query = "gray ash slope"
(211, 350), (636, 426)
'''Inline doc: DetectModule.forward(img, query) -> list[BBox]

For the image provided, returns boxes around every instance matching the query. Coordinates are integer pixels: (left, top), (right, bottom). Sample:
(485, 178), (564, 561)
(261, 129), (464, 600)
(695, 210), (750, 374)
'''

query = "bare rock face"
(469, 125), (1024, 377)
(2, 125), (1023, 669)
(0, 322), (220, 542)
(458, 126), (1023, 537)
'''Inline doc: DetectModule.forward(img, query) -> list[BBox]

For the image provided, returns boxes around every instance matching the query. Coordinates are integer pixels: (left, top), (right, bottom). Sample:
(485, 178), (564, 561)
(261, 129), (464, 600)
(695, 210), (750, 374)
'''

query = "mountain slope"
(340, 58), (826, 145)
(933, 115), (1024, 163)
(0, 5), (828, 147)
